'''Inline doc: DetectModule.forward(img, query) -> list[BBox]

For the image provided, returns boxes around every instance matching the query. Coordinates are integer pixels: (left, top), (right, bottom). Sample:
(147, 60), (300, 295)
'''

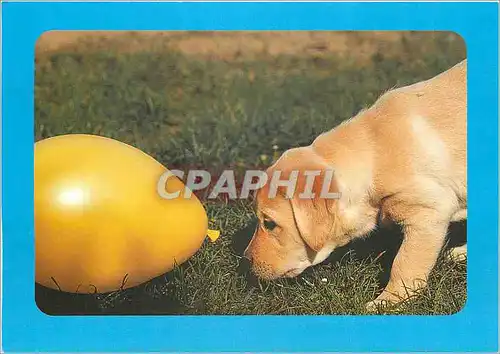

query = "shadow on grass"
(36, 273), (188, 315)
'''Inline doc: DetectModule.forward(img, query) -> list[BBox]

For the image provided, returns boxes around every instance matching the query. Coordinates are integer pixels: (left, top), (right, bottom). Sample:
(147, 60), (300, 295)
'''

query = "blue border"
(2, 2), (498, 352)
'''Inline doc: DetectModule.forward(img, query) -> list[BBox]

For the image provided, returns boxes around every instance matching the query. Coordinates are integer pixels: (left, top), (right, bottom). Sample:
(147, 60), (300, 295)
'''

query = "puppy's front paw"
(365, 290), (405, 313)
(365, 298), (392, 313)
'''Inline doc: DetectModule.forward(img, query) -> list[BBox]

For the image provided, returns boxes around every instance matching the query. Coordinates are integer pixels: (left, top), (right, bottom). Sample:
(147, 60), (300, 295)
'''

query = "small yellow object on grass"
(35, 134), (220, 294)
(206, 229), (221, 242)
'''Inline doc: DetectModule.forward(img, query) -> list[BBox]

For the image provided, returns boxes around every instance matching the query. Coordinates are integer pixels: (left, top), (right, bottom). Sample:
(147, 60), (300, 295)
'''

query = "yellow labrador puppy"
(244, 59), (467, 310)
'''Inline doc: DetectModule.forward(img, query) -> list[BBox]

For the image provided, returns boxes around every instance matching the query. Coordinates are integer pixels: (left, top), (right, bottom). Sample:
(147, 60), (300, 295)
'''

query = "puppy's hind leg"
(450, 209), (467, 222)
(446, 244), (467, 262)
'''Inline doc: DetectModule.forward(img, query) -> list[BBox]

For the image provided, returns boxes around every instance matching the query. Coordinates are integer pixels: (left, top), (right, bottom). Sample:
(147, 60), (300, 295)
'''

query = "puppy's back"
(369, 59), (467, 199)
(312, 60), (467, 202)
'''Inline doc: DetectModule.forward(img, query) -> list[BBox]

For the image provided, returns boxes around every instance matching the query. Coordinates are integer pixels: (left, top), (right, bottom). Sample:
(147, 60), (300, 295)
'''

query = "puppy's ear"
(287, 167), (340, 252)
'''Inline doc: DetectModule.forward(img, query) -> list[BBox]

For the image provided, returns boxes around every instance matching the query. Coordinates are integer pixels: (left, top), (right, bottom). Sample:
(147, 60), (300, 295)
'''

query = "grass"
(35, 31), (467, 315)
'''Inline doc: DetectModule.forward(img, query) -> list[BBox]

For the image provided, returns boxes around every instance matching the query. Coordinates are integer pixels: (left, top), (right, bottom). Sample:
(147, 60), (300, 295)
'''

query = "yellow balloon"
(35, 134), (216, 293)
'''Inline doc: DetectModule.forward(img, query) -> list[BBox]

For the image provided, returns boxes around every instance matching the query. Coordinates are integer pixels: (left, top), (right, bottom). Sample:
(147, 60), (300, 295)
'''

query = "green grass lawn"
(35, 32), (467, 315)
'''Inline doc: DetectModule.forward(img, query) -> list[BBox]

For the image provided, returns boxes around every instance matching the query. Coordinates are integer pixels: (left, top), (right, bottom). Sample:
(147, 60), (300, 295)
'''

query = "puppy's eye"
(263, 219), (277, 231)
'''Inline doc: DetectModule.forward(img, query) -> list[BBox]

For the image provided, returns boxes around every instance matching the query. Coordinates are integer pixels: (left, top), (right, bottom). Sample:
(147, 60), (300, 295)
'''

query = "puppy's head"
(244, 147), (348, 280)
